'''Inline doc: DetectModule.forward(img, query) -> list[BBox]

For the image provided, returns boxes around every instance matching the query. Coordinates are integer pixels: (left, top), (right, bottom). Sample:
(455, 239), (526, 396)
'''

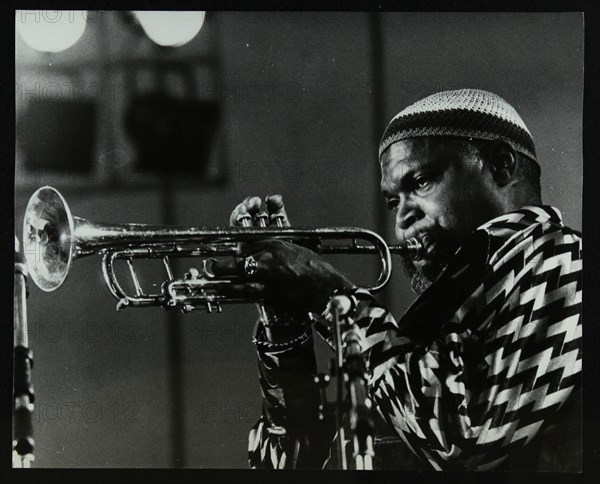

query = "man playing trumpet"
(218, 89), (582, 471)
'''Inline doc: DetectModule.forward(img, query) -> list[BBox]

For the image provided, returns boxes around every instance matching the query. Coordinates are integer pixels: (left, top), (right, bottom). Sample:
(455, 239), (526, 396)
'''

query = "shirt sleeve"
(342, 227), (582, 470)
(247, 323), (336, 469)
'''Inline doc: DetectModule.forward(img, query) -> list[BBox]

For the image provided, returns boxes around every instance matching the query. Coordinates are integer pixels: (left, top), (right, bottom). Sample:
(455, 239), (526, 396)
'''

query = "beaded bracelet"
(260, 312), (308, 328)
(252, 326), (311, 350)
(258, 306), (309, 328)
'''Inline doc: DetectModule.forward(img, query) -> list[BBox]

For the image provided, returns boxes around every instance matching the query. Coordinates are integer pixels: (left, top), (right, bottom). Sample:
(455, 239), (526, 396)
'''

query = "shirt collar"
(477, 205), (563, 233)
(473, 205), (563, 267)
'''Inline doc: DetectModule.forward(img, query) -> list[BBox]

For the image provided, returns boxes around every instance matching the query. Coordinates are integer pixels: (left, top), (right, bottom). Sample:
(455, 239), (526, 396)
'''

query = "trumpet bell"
(22, 186), (75, 292)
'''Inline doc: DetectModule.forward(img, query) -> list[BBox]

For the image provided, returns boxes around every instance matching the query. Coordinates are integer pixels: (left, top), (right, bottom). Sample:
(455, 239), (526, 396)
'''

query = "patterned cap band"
(379, 89), (537, 161)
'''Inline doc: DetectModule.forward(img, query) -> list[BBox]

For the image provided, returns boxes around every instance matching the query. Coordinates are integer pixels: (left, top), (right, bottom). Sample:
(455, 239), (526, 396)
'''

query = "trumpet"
(23, 186), (423, 313)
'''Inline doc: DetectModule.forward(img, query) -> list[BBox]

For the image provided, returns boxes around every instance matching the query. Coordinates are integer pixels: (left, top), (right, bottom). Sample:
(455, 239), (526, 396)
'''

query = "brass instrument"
(23, 186), (423, 312)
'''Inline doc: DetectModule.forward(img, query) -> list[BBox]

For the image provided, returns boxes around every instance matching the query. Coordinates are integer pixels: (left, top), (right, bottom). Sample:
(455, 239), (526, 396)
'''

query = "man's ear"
(482, 140), (517, 187)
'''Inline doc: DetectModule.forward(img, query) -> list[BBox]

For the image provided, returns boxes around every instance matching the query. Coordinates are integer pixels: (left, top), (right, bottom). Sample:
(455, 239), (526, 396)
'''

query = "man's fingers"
(231, 195), (290, 227)
(265, 194), (284, 211)
(222, 282), (265, 299)
(239, 240), (283, 258)
(265, 194), (291, 227)
(230, 196), (264, 226)
(209, 257), (244, 278)
(230, 203), (246, 226)
(244, 196), (262, 215)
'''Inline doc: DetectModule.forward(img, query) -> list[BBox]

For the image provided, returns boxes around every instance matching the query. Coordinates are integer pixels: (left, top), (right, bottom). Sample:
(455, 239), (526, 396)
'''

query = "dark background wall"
(14, 12), (583, 468)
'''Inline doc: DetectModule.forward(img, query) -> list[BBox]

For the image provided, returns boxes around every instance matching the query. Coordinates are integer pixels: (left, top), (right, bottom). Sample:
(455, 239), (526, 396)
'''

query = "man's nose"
(396, 195), (419, 231)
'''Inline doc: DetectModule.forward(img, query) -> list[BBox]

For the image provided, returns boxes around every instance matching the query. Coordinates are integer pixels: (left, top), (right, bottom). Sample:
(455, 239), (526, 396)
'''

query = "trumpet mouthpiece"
(392, 238), (424, 259)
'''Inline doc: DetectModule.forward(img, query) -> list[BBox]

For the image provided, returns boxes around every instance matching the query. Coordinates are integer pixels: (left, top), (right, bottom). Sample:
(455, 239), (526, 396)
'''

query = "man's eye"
(386, 198), (399, 211)
(414, 176), (432, 191)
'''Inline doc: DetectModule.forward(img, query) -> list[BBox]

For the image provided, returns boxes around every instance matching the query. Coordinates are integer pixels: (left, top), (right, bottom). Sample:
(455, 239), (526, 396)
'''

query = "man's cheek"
(434, 212), (456, 234)
(395, 227), (403, 242)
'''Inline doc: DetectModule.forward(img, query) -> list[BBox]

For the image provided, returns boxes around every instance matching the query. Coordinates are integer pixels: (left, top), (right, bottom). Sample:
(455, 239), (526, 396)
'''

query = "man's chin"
(401, 257), (446, 295)
(399, 231), (458, 294)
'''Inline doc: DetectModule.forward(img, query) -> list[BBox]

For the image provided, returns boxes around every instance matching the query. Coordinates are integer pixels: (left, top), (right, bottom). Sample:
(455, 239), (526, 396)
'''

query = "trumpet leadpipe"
(317, 238), (423, 258)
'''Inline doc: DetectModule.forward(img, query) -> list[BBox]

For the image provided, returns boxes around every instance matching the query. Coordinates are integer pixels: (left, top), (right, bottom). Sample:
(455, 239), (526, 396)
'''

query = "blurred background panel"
(14, 11), (583, 468)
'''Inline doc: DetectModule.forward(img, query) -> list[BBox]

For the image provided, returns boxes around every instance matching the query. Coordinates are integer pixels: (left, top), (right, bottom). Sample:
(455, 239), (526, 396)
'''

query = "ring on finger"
(243, 255), (259, 278)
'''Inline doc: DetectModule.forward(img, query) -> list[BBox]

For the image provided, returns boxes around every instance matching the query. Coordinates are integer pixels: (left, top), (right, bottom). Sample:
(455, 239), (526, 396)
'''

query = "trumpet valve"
(237, 214), (252, 227)
(271, 214), (285, 227)
(255, 212), (269, 227)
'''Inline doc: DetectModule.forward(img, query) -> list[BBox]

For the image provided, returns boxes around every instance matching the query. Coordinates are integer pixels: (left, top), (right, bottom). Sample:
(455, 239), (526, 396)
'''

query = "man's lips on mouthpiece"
(403, 231), (435, 261)
(419, 233), (434, 252)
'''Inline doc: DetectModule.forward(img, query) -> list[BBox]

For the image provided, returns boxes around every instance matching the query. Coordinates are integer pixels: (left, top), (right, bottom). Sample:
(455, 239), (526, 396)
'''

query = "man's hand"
(225, 195), (354, 315)
(230, 194), (291, 227)
(220, 239), (355, 314)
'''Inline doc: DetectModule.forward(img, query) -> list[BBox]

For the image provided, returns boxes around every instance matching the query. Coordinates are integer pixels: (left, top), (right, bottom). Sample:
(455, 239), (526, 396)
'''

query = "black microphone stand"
(327, 295), (375, 470)
(13, 236), (35, 468)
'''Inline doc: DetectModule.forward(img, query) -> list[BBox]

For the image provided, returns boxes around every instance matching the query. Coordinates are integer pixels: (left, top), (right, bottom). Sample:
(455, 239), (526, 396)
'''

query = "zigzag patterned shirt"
(248, 206), (582, 470)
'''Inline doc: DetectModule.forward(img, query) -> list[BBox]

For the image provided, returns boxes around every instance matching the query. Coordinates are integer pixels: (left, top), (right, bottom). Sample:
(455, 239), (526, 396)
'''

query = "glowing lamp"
(16, 10), (87, 53)
(134, 11), (205, 47)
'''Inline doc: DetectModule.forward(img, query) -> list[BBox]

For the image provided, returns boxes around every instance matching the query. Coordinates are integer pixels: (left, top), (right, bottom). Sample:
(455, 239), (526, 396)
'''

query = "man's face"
(380, 137), (499, 292)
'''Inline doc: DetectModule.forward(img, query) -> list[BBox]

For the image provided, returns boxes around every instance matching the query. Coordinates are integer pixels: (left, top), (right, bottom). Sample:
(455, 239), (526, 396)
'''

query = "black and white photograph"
(10, 6), (588, 474)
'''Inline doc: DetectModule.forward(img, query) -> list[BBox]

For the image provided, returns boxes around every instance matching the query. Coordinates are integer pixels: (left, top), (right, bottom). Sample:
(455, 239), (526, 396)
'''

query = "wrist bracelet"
(259, 307), (310, 328)
(252, 327), (311, 349)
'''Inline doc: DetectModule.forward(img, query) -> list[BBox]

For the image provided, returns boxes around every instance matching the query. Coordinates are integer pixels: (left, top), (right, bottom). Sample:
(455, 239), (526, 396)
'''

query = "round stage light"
(16, 10), (88, 53)
(134, 11), (205, 48)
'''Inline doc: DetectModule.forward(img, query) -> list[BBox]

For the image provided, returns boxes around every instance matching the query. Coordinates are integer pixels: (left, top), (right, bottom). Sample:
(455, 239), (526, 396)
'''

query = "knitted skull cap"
(379, 89), (537, 161)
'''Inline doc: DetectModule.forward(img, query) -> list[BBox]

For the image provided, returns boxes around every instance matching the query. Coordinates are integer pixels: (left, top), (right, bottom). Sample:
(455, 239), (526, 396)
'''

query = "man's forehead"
(382, 141), (414, 163)
(381, 137), (464, 167)
(380, 141), (420, 191)
(380, 138), (434, 169)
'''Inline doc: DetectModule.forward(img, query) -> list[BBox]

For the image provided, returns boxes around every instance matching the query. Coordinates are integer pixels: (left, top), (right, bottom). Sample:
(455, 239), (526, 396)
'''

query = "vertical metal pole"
(13, 236), (35, 468)
(162, 178), (186, 468)
(332, 304), (348, 470)
(368, 13), (390, 311)
(212, 11), (229, 186)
